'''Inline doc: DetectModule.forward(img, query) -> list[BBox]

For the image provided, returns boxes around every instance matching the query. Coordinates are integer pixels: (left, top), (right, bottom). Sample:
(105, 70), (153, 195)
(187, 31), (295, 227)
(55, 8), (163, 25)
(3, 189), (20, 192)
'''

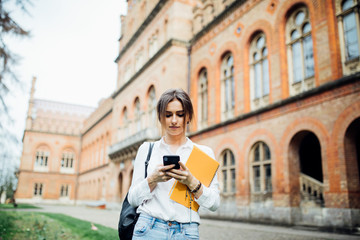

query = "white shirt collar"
(160, 137), (193, 151)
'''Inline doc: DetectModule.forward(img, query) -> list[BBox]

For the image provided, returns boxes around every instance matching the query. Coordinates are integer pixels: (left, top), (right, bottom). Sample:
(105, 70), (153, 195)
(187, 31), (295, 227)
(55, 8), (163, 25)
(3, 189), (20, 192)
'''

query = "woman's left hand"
(166, 162), (198, 189)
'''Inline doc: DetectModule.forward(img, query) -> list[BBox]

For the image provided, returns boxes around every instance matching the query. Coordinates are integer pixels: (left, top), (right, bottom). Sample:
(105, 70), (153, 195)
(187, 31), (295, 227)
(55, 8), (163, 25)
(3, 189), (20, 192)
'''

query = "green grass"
(0, 203), (40, 209)
(0, 211), (118, 240)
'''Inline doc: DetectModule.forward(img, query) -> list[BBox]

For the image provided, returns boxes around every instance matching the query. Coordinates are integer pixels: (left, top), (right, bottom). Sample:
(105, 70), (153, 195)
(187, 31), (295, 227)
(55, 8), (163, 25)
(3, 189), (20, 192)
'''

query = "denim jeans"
(132, 213), (200, 240)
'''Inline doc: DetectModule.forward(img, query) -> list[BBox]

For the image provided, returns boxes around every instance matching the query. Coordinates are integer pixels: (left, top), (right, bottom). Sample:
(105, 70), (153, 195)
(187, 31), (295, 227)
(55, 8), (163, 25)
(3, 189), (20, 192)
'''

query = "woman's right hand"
(147, 164), (174, 192)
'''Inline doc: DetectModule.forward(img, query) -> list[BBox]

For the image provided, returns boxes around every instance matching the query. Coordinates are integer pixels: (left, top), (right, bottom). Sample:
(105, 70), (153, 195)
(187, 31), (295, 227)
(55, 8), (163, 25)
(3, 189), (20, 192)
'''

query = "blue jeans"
(132, 213), (200, 240)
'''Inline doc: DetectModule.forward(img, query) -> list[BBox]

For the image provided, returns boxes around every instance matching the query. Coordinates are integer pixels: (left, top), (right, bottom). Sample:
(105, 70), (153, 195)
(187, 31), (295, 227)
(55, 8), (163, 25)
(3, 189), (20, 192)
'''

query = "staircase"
(299, 173), (324, 206)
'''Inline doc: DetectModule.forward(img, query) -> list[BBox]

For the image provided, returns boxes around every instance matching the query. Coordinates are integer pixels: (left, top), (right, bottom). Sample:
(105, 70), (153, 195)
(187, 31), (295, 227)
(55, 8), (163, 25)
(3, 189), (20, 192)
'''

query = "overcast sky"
(7, 0), (127, 141)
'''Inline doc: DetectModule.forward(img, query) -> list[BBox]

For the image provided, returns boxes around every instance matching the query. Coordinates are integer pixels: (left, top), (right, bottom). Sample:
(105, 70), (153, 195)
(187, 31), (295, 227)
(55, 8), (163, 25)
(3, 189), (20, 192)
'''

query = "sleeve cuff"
(195, 185), (210, 206)
(138, 178), (153, 200)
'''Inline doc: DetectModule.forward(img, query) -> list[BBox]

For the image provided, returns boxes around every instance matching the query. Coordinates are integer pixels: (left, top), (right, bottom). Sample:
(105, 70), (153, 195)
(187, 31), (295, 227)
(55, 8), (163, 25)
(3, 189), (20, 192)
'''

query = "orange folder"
(169, 145), (219, 211)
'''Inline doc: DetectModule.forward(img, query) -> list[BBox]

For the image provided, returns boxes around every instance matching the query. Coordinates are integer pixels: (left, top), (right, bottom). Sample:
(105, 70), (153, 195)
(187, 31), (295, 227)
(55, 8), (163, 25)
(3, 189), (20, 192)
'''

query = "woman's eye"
(177, 114), (184, 117)
(166, 114), (172, 118)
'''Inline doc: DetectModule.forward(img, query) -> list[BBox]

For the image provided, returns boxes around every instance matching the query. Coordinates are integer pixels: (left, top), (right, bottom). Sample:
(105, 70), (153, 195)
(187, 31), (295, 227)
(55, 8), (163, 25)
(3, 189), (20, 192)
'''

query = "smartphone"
(163, 155), (180, 170)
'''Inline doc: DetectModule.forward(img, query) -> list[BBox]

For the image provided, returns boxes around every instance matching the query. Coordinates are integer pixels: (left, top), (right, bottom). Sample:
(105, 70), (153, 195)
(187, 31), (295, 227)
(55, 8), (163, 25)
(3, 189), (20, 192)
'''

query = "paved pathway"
(3, 204), (360, 240)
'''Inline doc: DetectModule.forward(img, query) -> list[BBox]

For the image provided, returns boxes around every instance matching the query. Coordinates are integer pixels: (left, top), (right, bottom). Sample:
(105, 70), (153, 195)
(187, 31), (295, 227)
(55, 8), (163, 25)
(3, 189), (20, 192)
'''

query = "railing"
(299, 173), (324, 205)
(108, 127), (160, 159)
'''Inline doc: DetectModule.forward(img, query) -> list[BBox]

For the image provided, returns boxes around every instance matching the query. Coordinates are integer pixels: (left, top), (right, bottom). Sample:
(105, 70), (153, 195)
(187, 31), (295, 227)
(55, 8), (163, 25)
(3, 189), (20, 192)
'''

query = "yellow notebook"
(169, 145), (219, 211)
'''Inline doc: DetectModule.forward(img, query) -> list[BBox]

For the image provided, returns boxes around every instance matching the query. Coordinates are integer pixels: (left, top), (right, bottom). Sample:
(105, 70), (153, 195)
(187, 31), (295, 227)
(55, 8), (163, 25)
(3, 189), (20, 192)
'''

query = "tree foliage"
(0, 0), (31, 120)
(0, 0), (31, 203)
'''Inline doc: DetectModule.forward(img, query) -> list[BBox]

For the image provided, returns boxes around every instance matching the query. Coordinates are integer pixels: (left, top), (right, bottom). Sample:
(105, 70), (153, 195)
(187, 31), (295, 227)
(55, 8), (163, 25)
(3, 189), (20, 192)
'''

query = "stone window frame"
(60, 184), (70, 198)
(286, 5), (315, 96)
(34, 148), (50, 172)
(336, 0), (360, 75)
(249, 32), (270, 110)
(148, 31), (159, 58)
(250, 141), (272, 198)
(220, 52), (235, 121)
(134, 97), (142, 132)
(60, 150), (75, 174)
(124, 62), (132, 83)
(197, 68), (208, 130)
(33, 183), (43, 197)
(220, 149), (236, 195)
(120, 107), (130, 140)
(147, 86), (157, 127)
(135, 47), (144, 72)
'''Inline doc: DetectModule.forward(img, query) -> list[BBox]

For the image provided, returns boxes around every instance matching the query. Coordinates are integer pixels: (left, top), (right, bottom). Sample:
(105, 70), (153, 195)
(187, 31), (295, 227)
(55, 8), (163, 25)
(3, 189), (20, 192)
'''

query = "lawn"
(0, 211), (118, 240)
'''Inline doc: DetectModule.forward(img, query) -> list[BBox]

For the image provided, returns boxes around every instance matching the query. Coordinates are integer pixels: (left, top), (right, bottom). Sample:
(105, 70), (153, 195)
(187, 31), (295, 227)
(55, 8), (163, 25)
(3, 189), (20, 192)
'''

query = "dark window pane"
(223, 152), (227, 166)
(231, 169), (236, 192)
(223, 170), (227, 192)
(253, 166), (261, 192)
(264, 144), (271, 160)
(265, 164), (272, 192)
(254, 145), (260, 162)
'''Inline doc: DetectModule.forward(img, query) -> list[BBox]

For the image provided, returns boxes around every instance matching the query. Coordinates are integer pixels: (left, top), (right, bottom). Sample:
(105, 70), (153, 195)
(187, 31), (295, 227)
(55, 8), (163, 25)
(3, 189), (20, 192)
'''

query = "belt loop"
(180, 222), (183, 232)
(150, 216), (156, 229)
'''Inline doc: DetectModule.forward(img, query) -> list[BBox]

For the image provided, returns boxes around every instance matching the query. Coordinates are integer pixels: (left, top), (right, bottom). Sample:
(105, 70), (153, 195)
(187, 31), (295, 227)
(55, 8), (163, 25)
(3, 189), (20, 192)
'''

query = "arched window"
(124, 63), (132, 82)
(34, 146), (50, 172)
(134, 98), (142, 132)
(149, 32), (158, 58)
(250, 33), (270, 109)
(250, 142), (272, 194)
(221, 53), (235, 120)
(341, 0), (360, 60)
(198, 68), (208, 129)
(122, 107), (130, 139)
(148, 86), (157, 127)
(337, 0), (360, 74)
(221, 149), (236, 193)
(60, 150), (75, 174)
(286, 6), (315, 96)
(135, 48), (144, 72)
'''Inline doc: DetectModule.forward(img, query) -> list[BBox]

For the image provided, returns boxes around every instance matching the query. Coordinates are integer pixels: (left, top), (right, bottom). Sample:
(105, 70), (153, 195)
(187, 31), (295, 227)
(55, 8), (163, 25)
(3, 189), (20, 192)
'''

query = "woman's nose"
(171, 115), (177, 123)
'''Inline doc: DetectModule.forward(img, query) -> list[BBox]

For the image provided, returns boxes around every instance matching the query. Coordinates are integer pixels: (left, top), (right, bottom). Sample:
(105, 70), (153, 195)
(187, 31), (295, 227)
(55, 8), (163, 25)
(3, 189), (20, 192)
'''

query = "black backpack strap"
(144, 142), (154, 178)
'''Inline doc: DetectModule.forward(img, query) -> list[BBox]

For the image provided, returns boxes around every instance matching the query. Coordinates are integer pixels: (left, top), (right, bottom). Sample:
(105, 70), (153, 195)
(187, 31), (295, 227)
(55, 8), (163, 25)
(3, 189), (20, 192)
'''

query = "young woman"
(128, 88), (220, 240)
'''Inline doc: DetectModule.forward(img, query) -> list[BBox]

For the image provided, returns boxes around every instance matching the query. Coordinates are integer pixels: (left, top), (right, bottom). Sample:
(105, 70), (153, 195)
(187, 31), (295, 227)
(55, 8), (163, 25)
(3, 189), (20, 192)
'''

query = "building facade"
(16, 0), (360, 230)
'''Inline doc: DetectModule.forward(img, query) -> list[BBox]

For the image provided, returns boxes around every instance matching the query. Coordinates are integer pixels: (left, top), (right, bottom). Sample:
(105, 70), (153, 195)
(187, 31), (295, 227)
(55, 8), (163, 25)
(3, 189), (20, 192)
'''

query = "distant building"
(16, 0), (360, 230)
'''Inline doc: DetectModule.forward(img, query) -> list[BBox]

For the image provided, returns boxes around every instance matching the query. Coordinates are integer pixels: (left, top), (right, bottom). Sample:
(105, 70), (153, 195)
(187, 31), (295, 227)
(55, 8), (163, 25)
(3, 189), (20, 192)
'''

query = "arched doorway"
(118, 172), (123, 200)
(344, 117), (360, 207)
(289, 131), (324, 206)
(299, 132), (323, 182)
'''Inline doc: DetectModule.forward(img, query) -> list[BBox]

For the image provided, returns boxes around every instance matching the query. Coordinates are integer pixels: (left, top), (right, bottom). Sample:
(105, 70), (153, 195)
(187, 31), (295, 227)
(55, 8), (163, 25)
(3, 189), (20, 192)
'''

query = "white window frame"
(60, 151), (75, 174)
(220, 149), (236, 195)
(336, 0), (360, 75)
(286, 6), (315, 96)
(198, 68), (208, 129)
(250, 33), (270, 110)
(250, 142), (272, 195)
(220, 53), (235, 121)
(34, 150), (49, 172)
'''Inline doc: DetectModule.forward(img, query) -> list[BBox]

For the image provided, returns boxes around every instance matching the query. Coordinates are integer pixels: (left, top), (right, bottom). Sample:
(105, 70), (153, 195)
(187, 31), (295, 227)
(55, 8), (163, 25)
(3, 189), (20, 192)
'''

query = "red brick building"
(17, 0), (360, 230)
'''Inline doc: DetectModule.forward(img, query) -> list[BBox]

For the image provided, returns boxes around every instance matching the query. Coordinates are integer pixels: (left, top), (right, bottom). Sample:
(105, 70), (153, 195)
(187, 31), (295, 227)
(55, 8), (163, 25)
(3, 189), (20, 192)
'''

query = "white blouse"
(128, 137), (220, 224)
